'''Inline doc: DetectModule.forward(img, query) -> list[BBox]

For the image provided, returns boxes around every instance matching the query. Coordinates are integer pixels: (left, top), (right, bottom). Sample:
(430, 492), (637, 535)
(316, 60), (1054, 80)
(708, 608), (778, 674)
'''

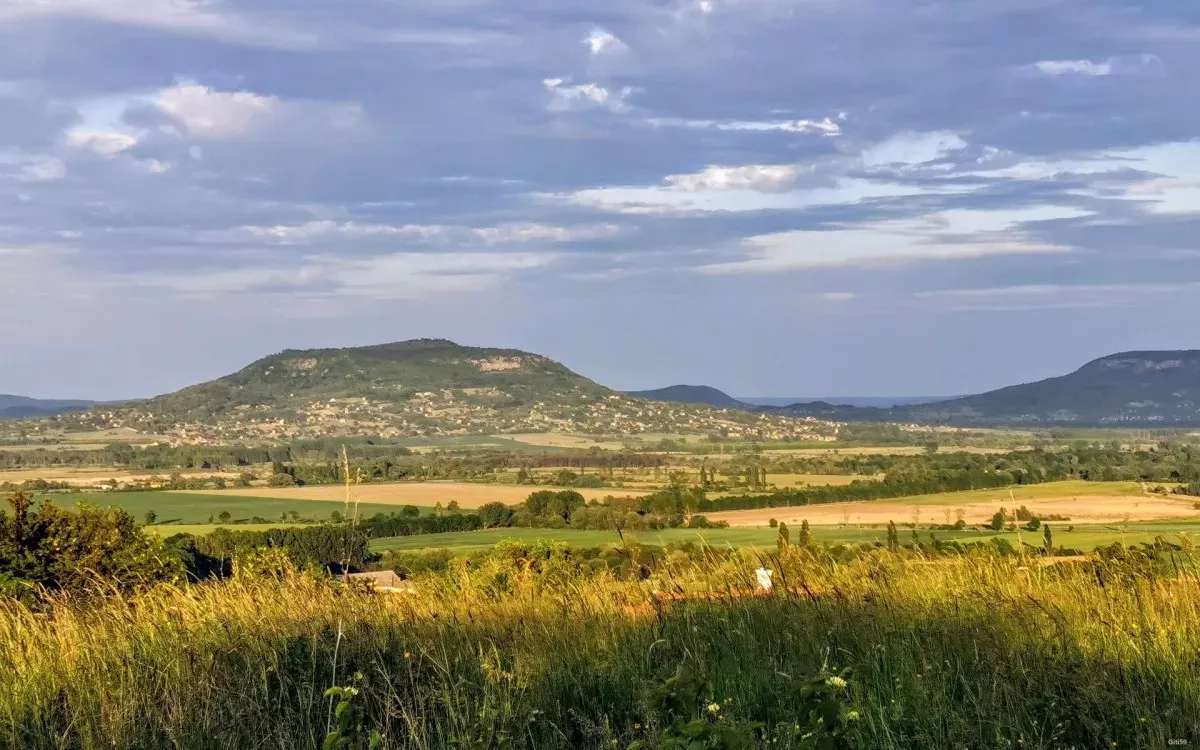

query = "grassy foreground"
(1, 548), (1199, 748)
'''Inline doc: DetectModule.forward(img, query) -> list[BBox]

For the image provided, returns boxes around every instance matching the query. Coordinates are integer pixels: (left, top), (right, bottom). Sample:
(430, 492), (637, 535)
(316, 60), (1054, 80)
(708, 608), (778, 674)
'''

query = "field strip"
(173, 481), (645, 508)
(707, 490), (1200, 528)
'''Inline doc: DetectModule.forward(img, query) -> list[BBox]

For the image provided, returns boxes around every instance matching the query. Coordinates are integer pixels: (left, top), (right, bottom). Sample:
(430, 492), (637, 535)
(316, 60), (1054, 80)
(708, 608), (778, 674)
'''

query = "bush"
(0, 492), (184, 598)
(267, 473), (297, 488)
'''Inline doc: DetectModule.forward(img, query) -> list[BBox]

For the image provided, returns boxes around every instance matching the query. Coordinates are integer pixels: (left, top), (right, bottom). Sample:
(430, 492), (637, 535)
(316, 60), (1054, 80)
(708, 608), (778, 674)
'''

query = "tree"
(777, 522), (791, 549)
(989, 509), (1007, 532)
(1043, 523), (1054, 554)
(886, 520), (899, 551)
(143, 510), (157, 526)
(446, 500), (462, 515)
(524, 490), (585, 522)
(330, 510), (345, 524)
(800, 519), (813, 548)
(769, 518), (779, 528)
(217, 511), (232, 525)
(478, 502), (514, 529)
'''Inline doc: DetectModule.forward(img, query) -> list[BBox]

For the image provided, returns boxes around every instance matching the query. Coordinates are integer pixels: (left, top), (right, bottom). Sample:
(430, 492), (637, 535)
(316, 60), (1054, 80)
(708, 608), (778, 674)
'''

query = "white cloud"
(550, 176), (971, 215)
(1033, 59), (1112, 76)
(154, 85), (278, 139)
(860, 131), (968, 170)
(153, 84), (365, 140)
(63, 128), (141, 156)
(323, 252), (554, 298)
(648, 116), (842, 136)
(129, 252), (556, 299)
(664, 164), (801, 191)
(242, 221), (448, 244)
(0, 0), (319, 49)
(975, 140), (1200, 216)
(697, 206), (1090, 274)
(472, 222), (624, 243)
(139, 159), (172, 173)
(584, 28), (626, 55)
(235, 220), (623, 246)
(544, 79), (633, 113)
(16, 157), (66, 183)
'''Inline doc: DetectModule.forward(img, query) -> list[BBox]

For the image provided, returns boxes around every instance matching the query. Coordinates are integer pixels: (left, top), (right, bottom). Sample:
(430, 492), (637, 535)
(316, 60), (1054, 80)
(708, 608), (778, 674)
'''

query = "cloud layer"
(4, 0), (1200, 398)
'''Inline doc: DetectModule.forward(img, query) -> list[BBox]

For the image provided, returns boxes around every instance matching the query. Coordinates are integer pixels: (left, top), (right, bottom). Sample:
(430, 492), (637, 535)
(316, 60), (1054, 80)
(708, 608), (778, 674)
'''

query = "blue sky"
(3, 0), (1200, 399)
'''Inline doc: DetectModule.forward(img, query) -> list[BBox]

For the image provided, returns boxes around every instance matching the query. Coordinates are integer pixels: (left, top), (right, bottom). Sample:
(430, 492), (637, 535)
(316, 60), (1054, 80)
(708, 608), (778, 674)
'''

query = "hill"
(773, 350), (1200, 426)
(0, 395), (94, 420)
(48, 339), (837, 442)
(625, 385), (746, 409)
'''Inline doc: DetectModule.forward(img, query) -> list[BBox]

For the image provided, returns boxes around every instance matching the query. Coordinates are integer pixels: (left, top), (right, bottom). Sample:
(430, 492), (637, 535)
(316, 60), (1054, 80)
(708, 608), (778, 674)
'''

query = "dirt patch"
(472, 357), (524, 372)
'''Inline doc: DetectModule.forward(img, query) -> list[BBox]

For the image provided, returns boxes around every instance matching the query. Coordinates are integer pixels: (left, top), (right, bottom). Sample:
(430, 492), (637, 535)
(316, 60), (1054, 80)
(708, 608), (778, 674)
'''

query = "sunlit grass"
(1, 546), (1199, 748)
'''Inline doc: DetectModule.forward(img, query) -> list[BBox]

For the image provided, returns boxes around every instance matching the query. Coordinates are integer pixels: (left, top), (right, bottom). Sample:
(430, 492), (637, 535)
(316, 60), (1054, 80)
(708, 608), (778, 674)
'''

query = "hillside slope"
(905, 350), (1200, 425)
(53, 339), (837, 441)
(625, 385), (746, 409)
(773, 350), (1200, 426)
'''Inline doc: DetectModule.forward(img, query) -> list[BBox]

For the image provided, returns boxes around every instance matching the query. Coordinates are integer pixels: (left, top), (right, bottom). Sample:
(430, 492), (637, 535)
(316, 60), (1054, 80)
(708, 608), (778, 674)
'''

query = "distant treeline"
(0, 440), (667, 481)
(773, 443), (1200, 484)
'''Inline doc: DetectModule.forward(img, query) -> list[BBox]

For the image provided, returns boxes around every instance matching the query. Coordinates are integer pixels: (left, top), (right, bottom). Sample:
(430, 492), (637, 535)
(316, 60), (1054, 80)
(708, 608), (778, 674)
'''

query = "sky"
(4, 0), (1200, 400)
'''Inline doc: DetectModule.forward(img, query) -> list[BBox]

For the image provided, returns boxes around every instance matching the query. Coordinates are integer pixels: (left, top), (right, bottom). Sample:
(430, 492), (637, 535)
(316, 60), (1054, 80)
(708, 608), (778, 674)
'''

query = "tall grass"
(0, 548), (1198, 748)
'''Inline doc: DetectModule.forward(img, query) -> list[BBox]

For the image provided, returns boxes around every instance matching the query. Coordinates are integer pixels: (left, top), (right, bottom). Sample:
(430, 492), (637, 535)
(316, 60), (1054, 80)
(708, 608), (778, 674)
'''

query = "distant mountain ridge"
(625, 385), (747, 409)
(46, 339), (837, 442)
(739, 396), (948, 408)
(773, 350), (1200, 426)
(0, 395), (95, 420)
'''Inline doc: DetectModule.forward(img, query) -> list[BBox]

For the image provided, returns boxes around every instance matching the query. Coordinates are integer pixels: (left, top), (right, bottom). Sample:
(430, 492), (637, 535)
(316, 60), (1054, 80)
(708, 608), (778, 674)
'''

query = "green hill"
(55, 339), (837, 441)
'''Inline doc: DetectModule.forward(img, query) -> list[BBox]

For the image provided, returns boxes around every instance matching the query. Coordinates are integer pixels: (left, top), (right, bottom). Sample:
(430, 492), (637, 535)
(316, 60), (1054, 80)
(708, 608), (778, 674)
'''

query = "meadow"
(40, 490), (416, 526)
(177, 481), (641, 508)
(369, 519), (1200, 553)
(1, 548), (1198, 748)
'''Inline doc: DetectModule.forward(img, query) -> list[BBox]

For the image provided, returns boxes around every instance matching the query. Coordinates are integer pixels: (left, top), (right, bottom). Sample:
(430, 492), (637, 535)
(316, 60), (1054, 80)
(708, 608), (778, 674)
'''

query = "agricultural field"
(37, 490), (417, 526)
(0, 466), (246, 487)
(706, 480), (1198, 527)
(175, 481), (641, 508)
(509, 466), (875, 492)
(370, 519), (1200, 554)
(0, 426), (172, 451)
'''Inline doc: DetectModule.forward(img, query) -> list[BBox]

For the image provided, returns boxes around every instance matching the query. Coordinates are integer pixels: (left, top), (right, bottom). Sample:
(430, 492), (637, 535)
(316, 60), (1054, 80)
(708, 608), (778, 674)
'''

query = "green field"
(371, 519), (1200, 553)
(889, 479), (1150, 505)
(36, 491), (420, 526)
